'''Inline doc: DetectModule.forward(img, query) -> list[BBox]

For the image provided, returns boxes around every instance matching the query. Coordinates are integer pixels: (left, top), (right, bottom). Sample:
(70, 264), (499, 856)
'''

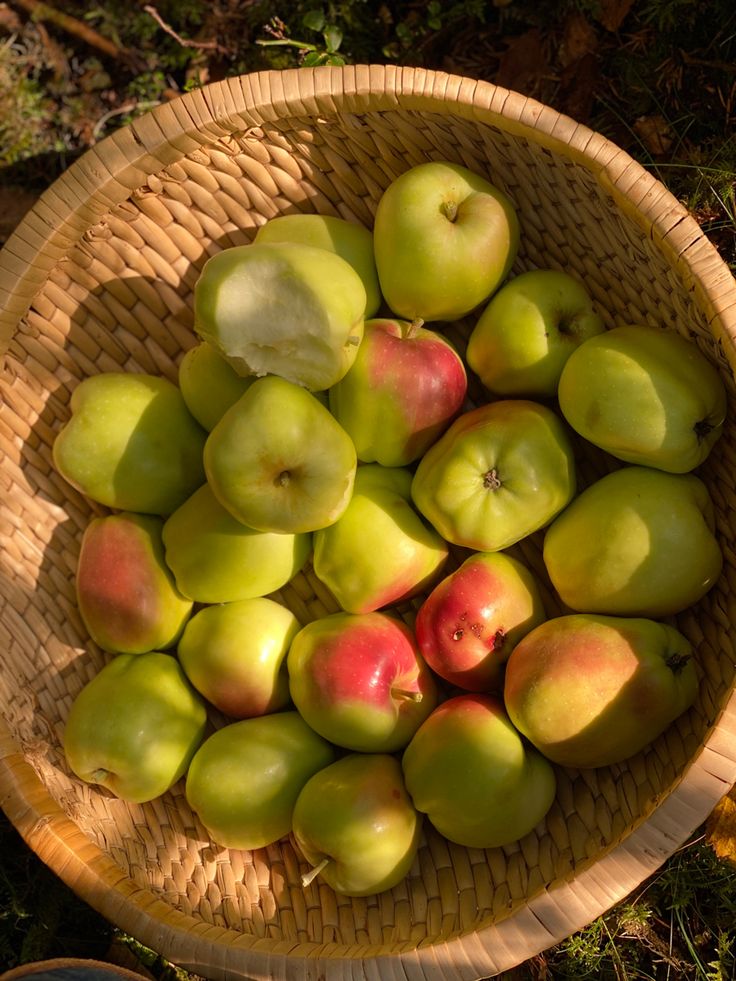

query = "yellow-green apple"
(543, 465), (722, 617)
(179, 340), (256, 431)
(466, 268), (605, 397)
(77, 512), (193, 655)
(204, 376), (357, 534)
(292, 753), (421, 897)
(557, 324), (727, 473)
(415, 551), (547, 692)
(63, 651), (207, 803)
(401, 693), (556, 849)
(53, 372), (207, 515)
(328, 317), (468, 466)
(194, 241), (366, 391)
(162, 483), (311, 604)
(184, 712), (336, 850)
(411, 399), (576, 551)
(373, 160), (519, 322)
(176, 598), (300, 719)
(312, 465), (449, 614)
(254, 212), (382, 317)
(503, 614), (699, 768)
(287, 611), (438, 753)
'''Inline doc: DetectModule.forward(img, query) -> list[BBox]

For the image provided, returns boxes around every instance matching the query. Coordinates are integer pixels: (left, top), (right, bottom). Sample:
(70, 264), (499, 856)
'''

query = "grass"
(1, 0), (736, 977)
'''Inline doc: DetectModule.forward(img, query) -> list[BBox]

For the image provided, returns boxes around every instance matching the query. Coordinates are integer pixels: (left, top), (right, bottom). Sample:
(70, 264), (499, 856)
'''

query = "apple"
(254, 212), (382, 317)
(176, 597), (300, 719)
(162, 482), (311, 604)
(184, 711), (336, 850)
(401, 693), (556, 849)
(411, 399), (576, 551)
(292, 753), (422, 897)
(557, 324), (727, 473)
(194, 240), (366, 391)
(77, 512), (193, 655)
(287, 611), (438, 753)
(373, 160), (519, 322)
(53, 372), (207, 515)
(503, 614), (699, 768)
(312, 464), (449, 614)
(543, 465), (723, 617)
(178, 340), (256, 431)
(415, 551), (547, 692)
(465, 268), (605, 397)
(328, 317), (468, 467)
(63, 651), (207, 803)
(204, 375), (357, 534)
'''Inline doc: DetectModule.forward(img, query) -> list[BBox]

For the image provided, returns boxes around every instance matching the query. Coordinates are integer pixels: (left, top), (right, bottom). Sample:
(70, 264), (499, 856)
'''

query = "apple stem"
(391, 687), (423, 703)
(301, 856), (330, 888)
(405, 318), (424, 339)
(441, 200), (459, 222)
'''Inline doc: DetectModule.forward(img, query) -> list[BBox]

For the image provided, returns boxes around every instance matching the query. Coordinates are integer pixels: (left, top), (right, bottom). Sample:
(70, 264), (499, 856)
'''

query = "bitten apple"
(329, 317), (468, 467)
(312, 464), (449, 614)
(287, 611), (438, 753)
(415, 551), (547, 692)
(503, 614), (699, 768)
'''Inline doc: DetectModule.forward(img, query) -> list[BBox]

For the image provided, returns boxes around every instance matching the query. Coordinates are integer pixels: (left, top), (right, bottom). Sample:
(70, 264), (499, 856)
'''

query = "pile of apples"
(53, 160), (727, 899)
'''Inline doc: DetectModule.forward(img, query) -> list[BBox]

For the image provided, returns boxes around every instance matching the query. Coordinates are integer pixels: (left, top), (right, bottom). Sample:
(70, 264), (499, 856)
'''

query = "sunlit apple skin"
(77, 512), (193, 655)
(328, 317), (468, 467)
(292, 753), (422, 897)
(312, 465), (449, 614)
(185, 712), (336, 851)
(287, 611), (438, 753)
(254, 213), (382, 318)
(503, 614), (699, 768)
(557, 324), (727, 473)
(194, 241), (366, 392)
(415, 551), (547, 692)
(162, 483), (311, 604)
(466, 268), (605, 397)
(401, 693), (556, 849)
(373, 161), (520, 322)
(204, 376), (357, 534)
(63, 652), (208, 804)
(179, 340), (256, 431)
(411, 399), (576, 551)
(52, 372), (207, 515)
(177, 598), (301, 719)
(543, 465), (723, 617)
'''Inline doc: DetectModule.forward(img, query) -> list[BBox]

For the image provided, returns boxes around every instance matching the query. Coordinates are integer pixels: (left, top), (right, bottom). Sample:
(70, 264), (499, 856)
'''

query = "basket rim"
(2, 64), (736, 981)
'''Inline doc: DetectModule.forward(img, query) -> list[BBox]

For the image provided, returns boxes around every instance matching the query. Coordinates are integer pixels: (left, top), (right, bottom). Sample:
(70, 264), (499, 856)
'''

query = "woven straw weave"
(1, 65), (736, 981)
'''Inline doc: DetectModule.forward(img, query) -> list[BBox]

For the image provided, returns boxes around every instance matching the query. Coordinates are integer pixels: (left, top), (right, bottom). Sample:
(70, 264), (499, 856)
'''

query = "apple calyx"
(694, 418), (715, 442)
(666, 651), (692, 674)
(482, 468), (503, 491)
(275, 470), (291, 487)
(301, 856), (331, 887)
(90, 768), (110, 783)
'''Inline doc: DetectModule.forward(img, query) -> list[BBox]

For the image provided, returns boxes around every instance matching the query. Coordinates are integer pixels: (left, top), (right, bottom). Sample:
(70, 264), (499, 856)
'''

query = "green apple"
(328, 317), (468, 467)
(312, 464), (449, 614)
(77, 512), (193, 654)
(466, 268), (605, 397)
(543, 465), (723, 616)
(53, 372), (207, 515)
(184, 712), (336, 850)
(63, 652), (207, 803)
(292, 753), (422, 897)
(557, 324), (727, 472)
(411, 399), (576, 551)
(372, 160), (519, 322)
(177, 598), (300, 719)
(254, 213), (382, 317)
(287, 611), (438, 753)
(401, 693), (556, 849)
(503, 614), (699, 768)
(194, 240), (366, 391)
(204, 375), (357, 534)
(162, 482), (311, 604)
(179, 340), (256, 431)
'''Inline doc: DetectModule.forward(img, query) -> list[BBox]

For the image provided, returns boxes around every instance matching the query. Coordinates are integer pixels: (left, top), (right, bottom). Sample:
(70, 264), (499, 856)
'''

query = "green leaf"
(323, 25), (343, 53)
(303, 50), (327, 66)
(302, 10), (325, 32)
(326, 54), (346, 66)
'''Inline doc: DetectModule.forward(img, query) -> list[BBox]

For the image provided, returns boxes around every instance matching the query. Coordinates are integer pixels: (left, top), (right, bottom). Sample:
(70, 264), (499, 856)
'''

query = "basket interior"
(1, 70), (736, 977)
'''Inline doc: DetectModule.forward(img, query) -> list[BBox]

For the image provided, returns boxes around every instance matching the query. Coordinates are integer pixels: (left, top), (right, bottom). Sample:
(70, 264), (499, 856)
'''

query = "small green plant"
(257, 12), (346, 66)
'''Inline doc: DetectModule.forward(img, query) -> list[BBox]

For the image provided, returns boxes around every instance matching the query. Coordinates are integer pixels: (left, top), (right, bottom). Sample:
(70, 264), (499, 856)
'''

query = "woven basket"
(1, 65), (736, 981)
